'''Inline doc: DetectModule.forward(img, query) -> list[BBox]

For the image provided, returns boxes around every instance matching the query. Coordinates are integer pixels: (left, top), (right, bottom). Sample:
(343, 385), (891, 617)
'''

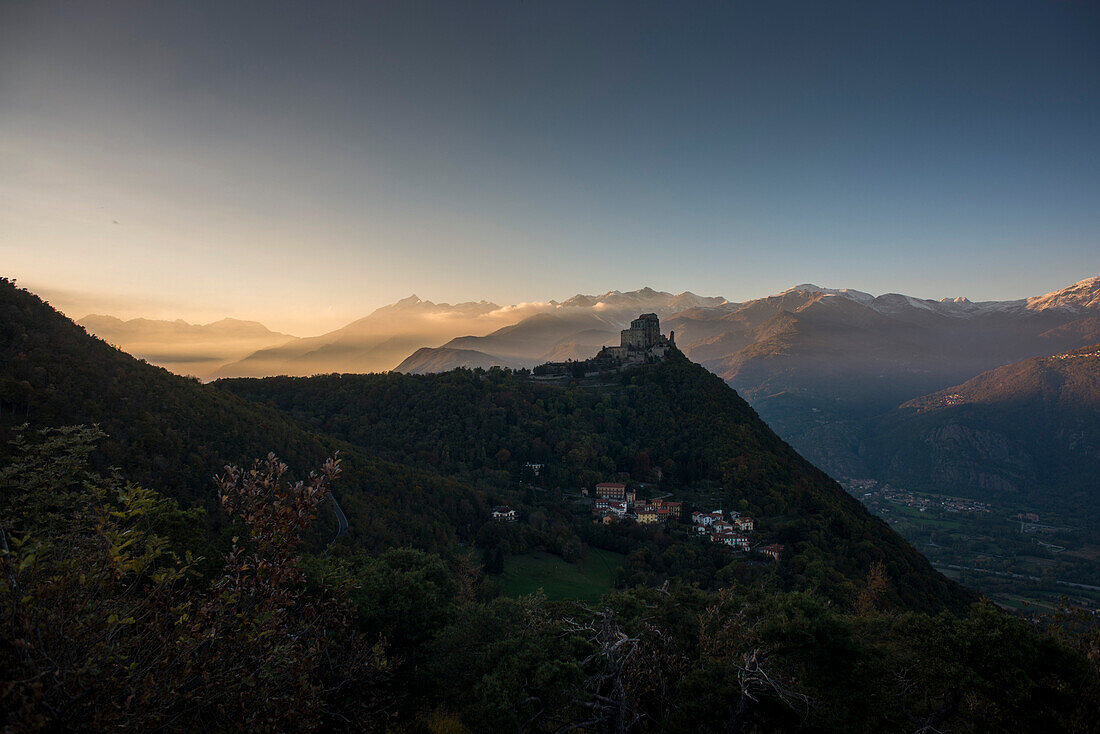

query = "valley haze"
(78, 277), (1100, 382)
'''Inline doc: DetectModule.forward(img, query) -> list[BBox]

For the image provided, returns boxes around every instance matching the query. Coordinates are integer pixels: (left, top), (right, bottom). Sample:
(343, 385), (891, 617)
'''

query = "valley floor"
(842, 479), (1100, 615)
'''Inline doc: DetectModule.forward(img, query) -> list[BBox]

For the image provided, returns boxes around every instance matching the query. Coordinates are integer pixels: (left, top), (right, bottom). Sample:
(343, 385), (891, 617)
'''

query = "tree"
(0, 429), (388, 732)
(854, 561), (889, 616)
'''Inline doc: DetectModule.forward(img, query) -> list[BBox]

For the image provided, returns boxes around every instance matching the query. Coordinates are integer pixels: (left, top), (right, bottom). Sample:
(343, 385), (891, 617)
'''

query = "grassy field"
(500, 548), (625, 602)
(887, 504), (964, 529)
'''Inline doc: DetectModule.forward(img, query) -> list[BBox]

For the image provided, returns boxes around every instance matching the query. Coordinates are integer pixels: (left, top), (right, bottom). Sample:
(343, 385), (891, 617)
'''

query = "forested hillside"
(220, 352), (971, 612)
(0, 278), (485, 552)
(3, 277), (1099, 732)
(2, 276), (967, 610)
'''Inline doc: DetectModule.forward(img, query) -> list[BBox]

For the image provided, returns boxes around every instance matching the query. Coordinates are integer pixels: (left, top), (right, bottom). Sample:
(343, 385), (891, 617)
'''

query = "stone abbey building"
(596, 313), (674, 366)
(533, 313), (674, 377)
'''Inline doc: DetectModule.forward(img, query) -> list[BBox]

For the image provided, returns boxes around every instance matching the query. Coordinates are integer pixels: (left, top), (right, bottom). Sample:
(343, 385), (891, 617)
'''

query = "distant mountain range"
(396, 278), (1100, 381)
(78, 276), (1100, 513)
(2, 276), (970, 613)
(77, 315), (296, 379)
(79, 288), (728, 379)
(80, 278), (1100, 384)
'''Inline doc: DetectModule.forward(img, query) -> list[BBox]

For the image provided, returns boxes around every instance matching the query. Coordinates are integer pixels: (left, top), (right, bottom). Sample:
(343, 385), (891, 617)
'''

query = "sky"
(2, 0), (1098, 335)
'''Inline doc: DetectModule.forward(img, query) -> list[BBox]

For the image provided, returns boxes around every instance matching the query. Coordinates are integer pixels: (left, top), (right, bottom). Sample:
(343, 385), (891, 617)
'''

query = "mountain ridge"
(1, 276), (973, 613)
(77, 278), (1100, 380)
(854, 343), (1100, 511)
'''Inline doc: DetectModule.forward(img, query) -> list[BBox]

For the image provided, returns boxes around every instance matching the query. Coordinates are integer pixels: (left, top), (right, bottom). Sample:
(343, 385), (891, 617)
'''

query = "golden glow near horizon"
(3, 2), (1098, 335)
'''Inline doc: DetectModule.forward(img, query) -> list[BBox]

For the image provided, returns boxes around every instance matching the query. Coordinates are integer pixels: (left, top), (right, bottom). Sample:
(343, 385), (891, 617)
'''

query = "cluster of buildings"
(939, 496), (991, 514)
(692, 509), (754, 549)
(845, 478), (991, 516)
(877, 487), (991, 514)
(688, 510), (782, 560)
(497, 484), (784, 561)
(692, 509), (783, 560)
(592, 482), (683, 525)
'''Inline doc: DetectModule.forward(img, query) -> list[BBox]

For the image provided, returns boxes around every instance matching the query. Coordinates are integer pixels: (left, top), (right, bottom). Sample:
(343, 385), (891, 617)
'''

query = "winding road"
(329, 493), (349, 545)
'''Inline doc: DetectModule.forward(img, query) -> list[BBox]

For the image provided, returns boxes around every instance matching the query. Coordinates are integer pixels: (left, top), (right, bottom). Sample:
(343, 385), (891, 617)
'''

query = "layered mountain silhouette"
(79, 279), (1100, 390)
(202, 290), (723, 378)
(389, 278), (1100, 518)
(686, 279), (1100, 487)
(209, 296), (505, 378)
(0, 277), (971, 612)
(77, 277), (1100, 516)
(76, 288), (726, 379)
(77, 315), (296, 380)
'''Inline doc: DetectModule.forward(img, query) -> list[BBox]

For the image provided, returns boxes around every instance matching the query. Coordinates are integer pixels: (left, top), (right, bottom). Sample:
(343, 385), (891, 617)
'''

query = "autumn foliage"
(0, 429), (386, 732)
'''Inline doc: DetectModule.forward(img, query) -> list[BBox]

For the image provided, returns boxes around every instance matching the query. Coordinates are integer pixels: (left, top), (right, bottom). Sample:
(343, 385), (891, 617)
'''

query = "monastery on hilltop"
(533, 313), (675, 377)
(596, 313), (674, 366)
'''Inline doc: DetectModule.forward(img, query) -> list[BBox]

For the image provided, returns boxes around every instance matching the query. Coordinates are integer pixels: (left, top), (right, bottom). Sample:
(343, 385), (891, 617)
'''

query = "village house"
(636, 508), (658, 524)
(644, 498), (682, 519)
(491, 506), (516, 522)
(711, 520), (733, 534)
(733, 516), (754, 532)
(594, 498), (629, 517)
(715, 531), (749, 549)
(595, 482), (627, 500)
(692, 511), (715, 526)
(760, 544), (784, 561)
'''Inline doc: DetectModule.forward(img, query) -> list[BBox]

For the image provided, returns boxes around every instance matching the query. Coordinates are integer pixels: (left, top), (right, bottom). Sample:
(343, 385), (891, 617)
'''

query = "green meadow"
(500, 548), (625, 602)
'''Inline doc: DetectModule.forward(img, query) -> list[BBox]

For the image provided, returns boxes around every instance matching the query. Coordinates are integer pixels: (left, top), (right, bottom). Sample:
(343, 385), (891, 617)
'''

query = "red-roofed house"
(595, 482), (627, 500)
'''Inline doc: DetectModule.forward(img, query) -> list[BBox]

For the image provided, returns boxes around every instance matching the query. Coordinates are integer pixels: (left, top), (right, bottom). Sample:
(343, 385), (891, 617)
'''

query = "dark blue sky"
(2, 0), (1098, 331)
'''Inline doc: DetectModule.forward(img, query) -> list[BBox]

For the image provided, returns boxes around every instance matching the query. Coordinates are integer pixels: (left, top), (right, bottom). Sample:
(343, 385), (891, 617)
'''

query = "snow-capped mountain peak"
(783, 283), (876, 305)
(1026, 276), (1100, 313)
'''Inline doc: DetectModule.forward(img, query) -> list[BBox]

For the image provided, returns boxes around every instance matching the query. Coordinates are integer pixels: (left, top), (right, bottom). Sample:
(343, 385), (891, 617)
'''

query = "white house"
(607, 500), (628, 517)
(714, 531), (749, 549)
(727, 533), (749, 550)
